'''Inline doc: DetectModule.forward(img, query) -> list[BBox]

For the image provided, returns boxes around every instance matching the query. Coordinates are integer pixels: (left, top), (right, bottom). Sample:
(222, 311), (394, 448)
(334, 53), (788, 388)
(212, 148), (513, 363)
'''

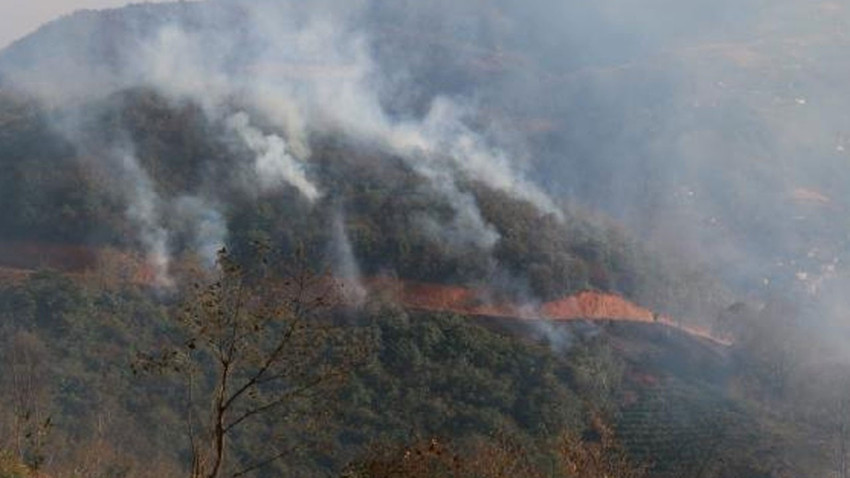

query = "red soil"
(541, 291), (655, 322)
(366, 277), (529, 318)
(368, 277), (656, 322)
(0, 266), (33, 284)
(365, 278), (732, 346)
(0, 243), (732, 345)
(0, 241), (98, 271)
(0, 242), (157, 286)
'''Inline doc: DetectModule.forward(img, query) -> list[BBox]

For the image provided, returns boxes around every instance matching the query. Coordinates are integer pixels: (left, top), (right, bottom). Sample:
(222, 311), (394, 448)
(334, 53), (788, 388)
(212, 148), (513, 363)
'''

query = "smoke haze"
(2, 0), (850, 331)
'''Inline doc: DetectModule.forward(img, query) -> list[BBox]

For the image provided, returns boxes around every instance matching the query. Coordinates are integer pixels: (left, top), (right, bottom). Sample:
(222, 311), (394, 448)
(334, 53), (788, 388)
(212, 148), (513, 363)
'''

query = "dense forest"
(0, 262), (832, 477)
(0, 87), (725, 316)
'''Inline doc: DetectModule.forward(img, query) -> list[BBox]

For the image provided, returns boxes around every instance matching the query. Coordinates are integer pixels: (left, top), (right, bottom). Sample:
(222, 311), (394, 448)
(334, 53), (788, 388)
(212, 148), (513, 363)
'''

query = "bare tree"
(138, 248), (371, 478)
(0, 330), (53, 473)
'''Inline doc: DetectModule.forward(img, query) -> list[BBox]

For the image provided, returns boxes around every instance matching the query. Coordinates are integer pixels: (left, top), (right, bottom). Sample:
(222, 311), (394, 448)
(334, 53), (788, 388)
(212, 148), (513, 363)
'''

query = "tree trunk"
(207, 361), (230, 478)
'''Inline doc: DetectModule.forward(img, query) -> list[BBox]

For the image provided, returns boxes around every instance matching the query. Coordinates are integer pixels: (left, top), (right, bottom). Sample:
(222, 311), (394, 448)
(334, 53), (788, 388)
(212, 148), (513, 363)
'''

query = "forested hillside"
(2, 0), (850, 477)
(0, 87), (725, 318)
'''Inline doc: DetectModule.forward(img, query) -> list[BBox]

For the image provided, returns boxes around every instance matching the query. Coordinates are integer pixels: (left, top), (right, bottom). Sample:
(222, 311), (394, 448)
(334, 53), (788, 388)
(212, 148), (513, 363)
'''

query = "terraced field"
(607, 322), (829, 477)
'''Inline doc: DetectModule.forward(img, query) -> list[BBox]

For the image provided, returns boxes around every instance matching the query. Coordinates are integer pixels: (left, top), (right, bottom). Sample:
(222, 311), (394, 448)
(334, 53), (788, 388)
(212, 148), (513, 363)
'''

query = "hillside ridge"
(0, 241), (729, 345)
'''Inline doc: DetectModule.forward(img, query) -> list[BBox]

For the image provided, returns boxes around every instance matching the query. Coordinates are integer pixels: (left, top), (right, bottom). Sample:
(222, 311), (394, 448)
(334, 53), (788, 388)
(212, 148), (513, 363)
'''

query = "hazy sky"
(0, 0), (174, 49)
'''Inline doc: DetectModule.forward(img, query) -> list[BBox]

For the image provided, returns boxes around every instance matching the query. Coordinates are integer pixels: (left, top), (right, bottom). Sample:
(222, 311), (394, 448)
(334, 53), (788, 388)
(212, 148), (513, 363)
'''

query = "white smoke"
(226, 112), (320, 201)
(411, 176), (500, 251)
(330, 211), (366, 307)
(381, 98), (559, 217)
(125, 1), (550, 248)
(118, 151), (172, 287)
(173, 196), (228, 267)
(0, 0), (562, 284)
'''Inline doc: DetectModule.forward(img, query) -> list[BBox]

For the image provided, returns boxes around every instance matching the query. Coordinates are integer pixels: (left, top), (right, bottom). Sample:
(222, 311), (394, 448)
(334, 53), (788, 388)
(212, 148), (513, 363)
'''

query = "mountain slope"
(0, 1), (848, 476)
